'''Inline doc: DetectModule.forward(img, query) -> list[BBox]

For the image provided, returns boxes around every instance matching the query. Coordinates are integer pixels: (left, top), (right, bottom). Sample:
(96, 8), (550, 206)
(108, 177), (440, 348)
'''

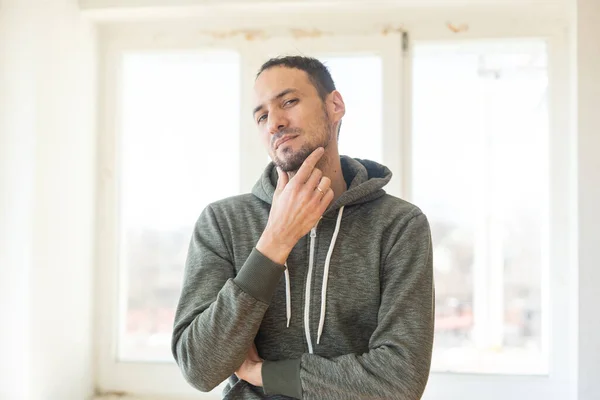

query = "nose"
(267, 109), (288, 135)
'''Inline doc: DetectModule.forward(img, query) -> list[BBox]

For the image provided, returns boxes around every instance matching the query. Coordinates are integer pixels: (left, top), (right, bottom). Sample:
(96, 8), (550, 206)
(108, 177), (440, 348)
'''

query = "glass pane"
(118, 51), (240, 362)
(412, 41), (548, 374)
(319, 55), (383, 162)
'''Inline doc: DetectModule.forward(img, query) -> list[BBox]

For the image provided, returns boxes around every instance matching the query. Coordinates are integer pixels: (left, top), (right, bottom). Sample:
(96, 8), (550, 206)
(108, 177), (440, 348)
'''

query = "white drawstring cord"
(284, 263), (291, 328)
(317, 206), (344, 344)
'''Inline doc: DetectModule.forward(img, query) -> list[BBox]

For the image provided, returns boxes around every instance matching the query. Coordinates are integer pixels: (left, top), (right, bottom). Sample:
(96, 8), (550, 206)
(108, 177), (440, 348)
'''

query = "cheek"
(284, 105), (305, 125)
(260, 130), (272, 150)
(299, 106), (325, 129)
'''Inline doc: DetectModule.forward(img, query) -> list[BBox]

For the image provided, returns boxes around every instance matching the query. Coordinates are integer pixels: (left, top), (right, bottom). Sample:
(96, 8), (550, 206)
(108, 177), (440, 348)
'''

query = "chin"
(274, 148), (313, 172)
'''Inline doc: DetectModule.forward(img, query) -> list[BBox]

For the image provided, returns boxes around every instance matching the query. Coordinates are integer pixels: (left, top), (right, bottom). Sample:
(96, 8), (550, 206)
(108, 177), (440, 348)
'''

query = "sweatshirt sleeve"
(171, 205), (286, 392)
(262, 212), (435, 400)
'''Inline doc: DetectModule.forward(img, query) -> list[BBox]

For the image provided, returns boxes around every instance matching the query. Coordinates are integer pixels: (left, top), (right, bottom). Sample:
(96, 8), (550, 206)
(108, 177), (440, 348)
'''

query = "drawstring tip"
(317, 335), (321, 345)
(286, 319), (290, 328)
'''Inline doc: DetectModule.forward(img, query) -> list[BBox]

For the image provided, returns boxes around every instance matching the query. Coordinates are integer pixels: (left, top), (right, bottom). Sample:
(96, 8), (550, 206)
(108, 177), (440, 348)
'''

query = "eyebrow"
(253, 88), (299, 118)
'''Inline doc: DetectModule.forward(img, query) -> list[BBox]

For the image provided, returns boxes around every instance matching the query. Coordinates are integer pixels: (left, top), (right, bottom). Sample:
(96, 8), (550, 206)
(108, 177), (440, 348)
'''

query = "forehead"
(253, 66), (317, 103)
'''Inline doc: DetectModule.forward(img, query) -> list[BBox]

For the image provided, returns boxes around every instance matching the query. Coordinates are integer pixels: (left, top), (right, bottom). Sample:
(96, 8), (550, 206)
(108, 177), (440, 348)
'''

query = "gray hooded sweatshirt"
(172, 156), (434, 400)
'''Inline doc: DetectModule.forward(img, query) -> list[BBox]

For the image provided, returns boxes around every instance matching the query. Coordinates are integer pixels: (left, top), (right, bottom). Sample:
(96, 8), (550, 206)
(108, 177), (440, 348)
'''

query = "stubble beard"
(272, 111), (333, 173)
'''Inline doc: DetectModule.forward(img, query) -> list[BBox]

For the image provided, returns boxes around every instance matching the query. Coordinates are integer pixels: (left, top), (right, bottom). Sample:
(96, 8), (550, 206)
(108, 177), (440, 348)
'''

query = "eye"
(257, 114), (267, 124)
(283, 99), (298, 107)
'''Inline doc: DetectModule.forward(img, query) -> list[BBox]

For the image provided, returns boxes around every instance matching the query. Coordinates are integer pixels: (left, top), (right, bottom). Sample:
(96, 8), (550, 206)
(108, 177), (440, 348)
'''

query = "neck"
(289, 150), (347, 204)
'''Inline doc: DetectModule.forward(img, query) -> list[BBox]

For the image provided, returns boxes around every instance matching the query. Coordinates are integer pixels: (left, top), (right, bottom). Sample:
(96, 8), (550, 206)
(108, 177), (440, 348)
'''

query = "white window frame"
(93, 2), (575, 399)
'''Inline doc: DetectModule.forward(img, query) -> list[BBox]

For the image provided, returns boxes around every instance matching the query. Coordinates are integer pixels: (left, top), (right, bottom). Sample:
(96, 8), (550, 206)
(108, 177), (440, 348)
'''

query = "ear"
(328, 90), (346, 123)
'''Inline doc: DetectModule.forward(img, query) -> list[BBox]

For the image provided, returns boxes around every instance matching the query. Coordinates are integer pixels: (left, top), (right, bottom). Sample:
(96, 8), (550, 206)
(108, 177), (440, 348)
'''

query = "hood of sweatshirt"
(251, 155), (392, 216)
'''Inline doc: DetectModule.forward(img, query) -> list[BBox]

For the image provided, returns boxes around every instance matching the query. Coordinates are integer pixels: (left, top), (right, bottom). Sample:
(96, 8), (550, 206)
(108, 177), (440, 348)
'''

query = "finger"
(312, 176), (331, 200)
(317, 176), (331, 191)
(312, 185), (326, 200)
(275, 167), (288, 193)
(319, 188), (335, 209)
(305, 168), (323, 191)
(294, 147), (325, 183)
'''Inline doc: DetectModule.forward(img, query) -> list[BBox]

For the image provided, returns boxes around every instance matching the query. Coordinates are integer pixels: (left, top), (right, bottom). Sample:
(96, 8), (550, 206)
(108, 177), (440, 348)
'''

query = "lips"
(275, 135), (298, 149)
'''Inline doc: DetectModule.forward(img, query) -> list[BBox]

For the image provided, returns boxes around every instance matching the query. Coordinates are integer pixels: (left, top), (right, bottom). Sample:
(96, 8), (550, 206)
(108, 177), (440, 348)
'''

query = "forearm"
(302, 345), (432, 399)
(172, 248), (285, 391)
(263, 342), (433, 400)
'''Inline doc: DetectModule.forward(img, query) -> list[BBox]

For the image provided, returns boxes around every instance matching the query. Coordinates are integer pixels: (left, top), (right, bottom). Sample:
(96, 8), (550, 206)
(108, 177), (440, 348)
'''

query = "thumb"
(275, 167), (288, 193)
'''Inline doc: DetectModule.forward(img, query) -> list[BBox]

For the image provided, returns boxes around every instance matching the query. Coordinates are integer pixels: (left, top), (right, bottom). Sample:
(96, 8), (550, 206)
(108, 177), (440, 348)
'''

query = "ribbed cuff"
(233, 248), (285, 304)
(262, 358), (302, 399)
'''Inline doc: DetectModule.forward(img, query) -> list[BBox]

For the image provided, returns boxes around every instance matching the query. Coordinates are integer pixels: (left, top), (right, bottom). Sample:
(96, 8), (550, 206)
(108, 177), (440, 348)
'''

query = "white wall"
(0, 1), (97, 399)
(573, 0), (600, 399)
(0, 3), (36, 398)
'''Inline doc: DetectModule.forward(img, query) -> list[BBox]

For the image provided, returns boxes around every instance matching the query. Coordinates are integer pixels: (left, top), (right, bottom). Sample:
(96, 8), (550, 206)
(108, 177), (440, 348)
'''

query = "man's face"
(253, 66), (335, 172)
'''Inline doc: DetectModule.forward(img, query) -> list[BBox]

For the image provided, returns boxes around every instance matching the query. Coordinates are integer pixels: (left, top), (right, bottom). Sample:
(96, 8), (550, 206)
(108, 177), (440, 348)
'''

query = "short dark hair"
(256, 56), (336, 102)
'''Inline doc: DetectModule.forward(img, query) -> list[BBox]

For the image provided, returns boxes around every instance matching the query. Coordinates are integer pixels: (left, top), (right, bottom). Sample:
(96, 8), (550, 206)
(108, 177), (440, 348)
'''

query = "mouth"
(274, 135), (298, 150)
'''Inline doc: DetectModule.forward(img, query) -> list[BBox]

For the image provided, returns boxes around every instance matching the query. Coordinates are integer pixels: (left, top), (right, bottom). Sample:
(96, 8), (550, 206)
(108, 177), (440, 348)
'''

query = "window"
(119, 51), (241, 362)
(97, 48), (242, 397)
(320, 55), (383, 162)
(411, 40), (549, 374)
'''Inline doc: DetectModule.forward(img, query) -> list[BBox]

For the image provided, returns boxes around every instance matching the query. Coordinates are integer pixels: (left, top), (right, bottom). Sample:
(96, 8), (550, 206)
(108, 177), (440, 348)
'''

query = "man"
(171, 56), (434, 399)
